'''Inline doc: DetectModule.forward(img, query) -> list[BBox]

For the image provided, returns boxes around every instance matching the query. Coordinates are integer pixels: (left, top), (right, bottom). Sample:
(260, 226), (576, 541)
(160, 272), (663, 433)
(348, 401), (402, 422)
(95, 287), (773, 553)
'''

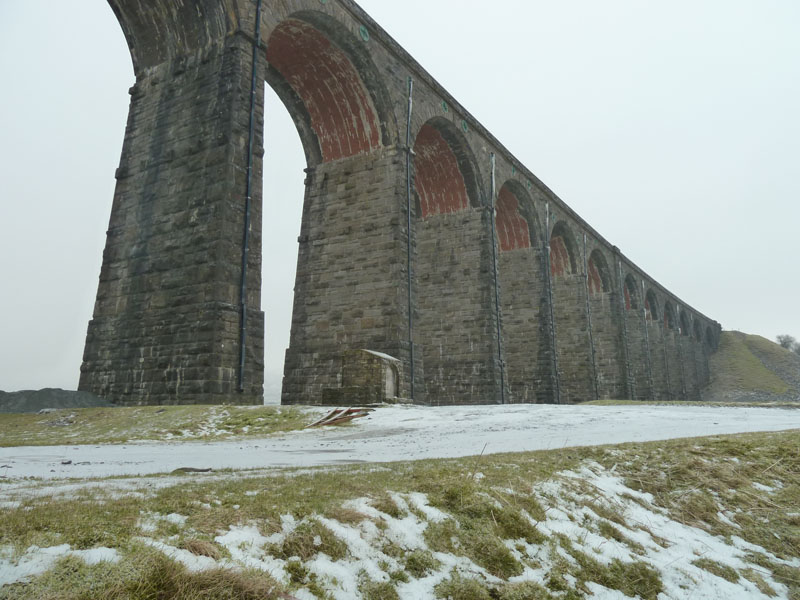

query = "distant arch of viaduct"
(80, 0), (721, 405)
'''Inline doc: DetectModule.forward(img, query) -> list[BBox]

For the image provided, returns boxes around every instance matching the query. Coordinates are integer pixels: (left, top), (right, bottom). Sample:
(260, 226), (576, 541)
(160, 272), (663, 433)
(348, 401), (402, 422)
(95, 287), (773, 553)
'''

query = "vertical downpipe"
(489, 154), (506, 404)
(641, 280), (654, 399)
(582, 234), (599, 401)
(544, 203), (561, 404)
(238, 0), (264, 392)
(404, 78), (416, 401)
(617, 260), (634, 400)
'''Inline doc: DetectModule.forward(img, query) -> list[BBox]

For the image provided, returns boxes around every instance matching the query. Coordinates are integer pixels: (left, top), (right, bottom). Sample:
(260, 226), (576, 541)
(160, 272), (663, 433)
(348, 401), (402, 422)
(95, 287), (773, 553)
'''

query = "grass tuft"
(180, 538), (222, 560)
(692, 558), (740, 583)
(359, 576), (400, 600)
(270, 520), (348, 562)
(402, 549), (441, 578)
(434, 571), (493, 600)
(0, 547), (284, 600)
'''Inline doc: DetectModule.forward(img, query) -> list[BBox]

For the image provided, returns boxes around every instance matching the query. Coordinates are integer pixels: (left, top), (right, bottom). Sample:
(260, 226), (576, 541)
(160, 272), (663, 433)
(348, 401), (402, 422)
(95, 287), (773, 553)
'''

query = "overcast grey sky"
(1, 1), (798, 400)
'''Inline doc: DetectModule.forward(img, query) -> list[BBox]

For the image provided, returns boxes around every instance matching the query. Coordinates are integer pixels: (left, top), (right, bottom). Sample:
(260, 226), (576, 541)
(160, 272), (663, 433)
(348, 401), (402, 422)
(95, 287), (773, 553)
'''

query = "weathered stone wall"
(80, 35), (265, 405)
(647, 322), (670, 399)
(665, 331), (688, 399)
(498, 248), (545, 403)
(679, 334), (701, 400)
(624, 310), (654, 401)
(83, 0), (722, 406)
(281, 149), (411, 404)
(552, 275), (594, 403)
(589, 293), (626, 400)
(416, 209), (504, 405)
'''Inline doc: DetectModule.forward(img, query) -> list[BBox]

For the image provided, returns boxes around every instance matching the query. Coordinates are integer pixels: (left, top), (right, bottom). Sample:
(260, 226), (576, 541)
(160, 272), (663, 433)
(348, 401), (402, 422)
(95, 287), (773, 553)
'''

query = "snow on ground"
(0, 545), (119, 586)
(2, 461), (793, 599)
(0, 404), (798, 480)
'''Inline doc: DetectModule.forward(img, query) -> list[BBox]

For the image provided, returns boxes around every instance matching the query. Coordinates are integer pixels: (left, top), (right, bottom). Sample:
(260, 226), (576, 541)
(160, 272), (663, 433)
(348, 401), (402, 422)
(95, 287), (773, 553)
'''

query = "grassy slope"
(0, 405), (318, 447)
(705, 331), (800, 401)
(1, 430), (798, 599)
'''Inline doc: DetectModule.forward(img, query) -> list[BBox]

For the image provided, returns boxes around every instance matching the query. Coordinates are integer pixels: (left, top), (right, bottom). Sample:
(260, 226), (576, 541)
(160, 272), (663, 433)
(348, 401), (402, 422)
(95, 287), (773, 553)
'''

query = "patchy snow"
(752, 482), (778, 494)
(1, 404), (798, 597)
(1, 461), (795, 598)
(137, 538), (217, 572)
(1, 404), (798, 480)
(0, 544), (119, 586)
(533, 463), (794, 599)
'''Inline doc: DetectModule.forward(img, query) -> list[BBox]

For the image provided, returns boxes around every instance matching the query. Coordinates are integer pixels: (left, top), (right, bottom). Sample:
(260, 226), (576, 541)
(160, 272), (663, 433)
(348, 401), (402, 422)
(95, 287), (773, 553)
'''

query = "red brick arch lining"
(664, 302), (677, 330)
(496, 185), (532, 252)
(644, 290), (659, 321)
(413, 123), (470, 219)
(623, 275), (639, 310)
(587, 250), (611, 295)
(266, 18), (381, 163)
(550, 222), (578, 277)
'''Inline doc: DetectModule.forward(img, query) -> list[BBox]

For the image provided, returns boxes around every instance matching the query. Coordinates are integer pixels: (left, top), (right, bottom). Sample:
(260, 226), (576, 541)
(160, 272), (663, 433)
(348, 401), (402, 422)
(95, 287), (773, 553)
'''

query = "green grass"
(0, 405), (316, 447)
(1, 430), (798, 599)
(708, 332), (795, 396)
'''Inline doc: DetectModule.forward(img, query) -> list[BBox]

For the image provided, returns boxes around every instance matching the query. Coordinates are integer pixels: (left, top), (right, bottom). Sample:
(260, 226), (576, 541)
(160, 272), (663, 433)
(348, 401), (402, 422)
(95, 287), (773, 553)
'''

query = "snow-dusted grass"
(1, 430), (797, 599)
(0, 404), (321, 447)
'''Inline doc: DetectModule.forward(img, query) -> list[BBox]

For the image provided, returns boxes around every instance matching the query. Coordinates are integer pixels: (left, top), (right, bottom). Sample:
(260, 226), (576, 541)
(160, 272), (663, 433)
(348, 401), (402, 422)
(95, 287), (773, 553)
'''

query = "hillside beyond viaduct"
(80, 0), (721, 406)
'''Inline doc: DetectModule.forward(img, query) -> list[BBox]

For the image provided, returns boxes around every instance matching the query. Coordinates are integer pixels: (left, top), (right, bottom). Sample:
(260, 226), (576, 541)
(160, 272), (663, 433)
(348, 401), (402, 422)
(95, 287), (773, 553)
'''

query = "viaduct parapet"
(80, 0), (721, 405)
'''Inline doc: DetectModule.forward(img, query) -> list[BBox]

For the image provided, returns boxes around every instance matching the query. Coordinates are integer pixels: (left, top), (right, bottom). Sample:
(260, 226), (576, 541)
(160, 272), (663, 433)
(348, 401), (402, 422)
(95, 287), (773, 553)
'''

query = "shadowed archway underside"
(266, 18), (382, 163)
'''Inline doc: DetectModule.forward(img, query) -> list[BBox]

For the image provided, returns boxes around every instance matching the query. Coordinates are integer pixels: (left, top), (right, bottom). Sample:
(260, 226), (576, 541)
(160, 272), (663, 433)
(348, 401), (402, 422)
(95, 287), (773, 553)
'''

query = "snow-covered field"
(0, 404), (798, 480)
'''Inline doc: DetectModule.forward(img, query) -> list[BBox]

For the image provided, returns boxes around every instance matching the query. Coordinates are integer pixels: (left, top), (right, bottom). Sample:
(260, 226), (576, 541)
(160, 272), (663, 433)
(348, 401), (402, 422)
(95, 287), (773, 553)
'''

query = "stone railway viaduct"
(79, 0), (721, 406)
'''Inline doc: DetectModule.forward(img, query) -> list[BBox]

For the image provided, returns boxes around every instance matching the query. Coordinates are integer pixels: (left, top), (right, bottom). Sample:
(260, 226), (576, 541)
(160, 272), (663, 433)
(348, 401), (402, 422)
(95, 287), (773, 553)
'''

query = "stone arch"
(645, 289), (659, 321)
(107, 0), (240, 71)
(587, 249), (611, 295)
(413, 118), (481, 219)
(265, 11), (394, 166)
(623, 274), (639, 310)
(550, 221), (579, 277)
(496, 181), (538, 252)
(693, 320), (703, 341)
(663, 301), (677, 330)
(679, 311), (691, 336)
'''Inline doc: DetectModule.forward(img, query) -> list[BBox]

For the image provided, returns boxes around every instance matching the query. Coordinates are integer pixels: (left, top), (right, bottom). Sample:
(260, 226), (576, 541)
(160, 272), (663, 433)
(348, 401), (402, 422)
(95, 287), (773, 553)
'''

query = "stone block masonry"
(81, 0), (721, 406)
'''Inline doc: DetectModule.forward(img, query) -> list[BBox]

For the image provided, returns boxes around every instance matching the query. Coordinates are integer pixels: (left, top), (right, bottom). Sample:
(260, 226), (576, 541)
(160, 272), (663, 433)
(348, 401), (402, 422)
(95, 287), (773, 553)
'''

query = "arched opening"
(261, 85), (305, 403)
(693, 320), (703, 342)
(550, 221), (578, 277)
(413, 118), (480, 218)
(412, 117), (492, 404)
(587, 249), (611, 295)
(680, 312), (691, 336)
(663, 302), (677, 331)
(495, 181), (542, 403)
(496, 182), (536, 252)
(265, 13), (390, 165)
(265, 12), (399, 404)
(645, 289), (659, 321)
(624, 274), (639, 310)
